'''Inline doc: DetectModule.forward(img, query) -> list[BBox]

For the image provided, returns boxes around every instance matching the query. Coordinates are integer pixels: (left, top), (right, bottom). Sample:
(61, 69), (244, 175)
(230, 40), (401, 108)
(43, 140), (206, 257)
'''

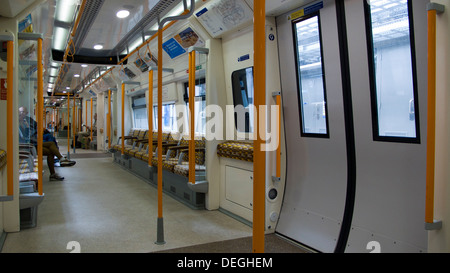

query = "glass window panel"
(293, 14), (328, 136)
(231, 67), (254, 133)
(185, 79), (206, 134)
(133, 108), (148, 129)
(367, 0), (419, 141)
(131, 95), (148, 129)
(153, 103), (177, 131)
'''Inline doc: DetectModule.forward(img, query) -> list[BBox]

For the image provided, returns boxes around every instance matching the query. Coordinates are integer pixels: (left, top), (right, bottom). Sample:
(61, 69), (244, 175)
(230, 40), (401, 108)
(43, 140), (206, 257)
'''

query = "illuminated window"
(366, 0), (420, 142)
(184, 78), (206, 134)
(231, 67), (254, 133)
(153, 103), (177, 132)
(293, 13), (329, 137)
(132, 95), (148, 129)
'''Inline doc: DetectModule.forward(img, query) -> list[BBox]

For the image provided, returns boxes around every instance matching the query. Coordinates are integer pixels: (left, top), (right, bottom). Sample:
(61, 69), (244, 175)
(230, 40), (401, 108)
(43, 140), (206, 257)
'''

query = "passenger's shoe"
(60, 157), (76, 167)
(50, 173), (64, 181)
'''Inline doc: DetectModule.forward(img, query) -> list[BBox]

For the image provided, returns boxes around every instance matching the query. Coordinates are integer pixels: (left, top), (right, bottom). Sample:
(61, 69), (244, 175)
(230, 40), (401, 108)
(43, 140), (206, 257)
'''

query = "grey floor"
(2, 139), (253, 253)
(2, 139), (305, 253)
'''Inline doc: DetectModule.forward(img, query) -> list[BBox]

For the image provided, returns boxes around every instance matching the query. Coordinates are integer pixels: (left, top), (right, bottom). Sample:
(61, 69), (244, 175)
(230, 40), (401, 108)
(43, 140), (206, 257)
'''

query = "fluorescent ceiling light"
(81, 64), (88, 67)
(74, 74), (80, 77)
(128, 37), (143, 52)
(49, 68), (59, 77)
(116, 10), (130, 18)
(93, 44), (103, 50)
(55, 0), (78, 23)
(53, 27), (69, 51)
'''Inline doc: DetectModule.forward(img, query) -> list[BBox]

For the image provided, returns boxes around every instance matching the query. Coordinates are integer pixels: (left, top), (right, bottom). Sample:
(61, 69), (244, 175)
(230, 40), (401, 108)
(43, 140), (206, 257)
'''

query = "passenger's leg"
(43, 141), (64, 159)
(42, 145), (56, 175)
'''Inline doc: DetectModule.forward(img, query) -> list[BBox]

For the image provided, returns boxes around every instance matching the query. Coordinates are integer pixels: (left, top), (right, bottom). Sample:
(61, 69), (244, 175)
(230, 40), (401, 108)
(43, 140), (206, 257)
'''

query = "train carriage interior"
(0, 0), (450, 255)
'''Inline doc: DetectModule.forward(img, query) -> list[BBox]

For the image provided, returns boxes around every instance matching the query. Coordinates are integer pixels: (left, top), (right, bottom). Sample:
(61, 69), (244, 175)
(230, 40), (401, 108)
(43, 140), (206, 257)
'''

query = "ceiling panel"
(80, 0), (159, 52)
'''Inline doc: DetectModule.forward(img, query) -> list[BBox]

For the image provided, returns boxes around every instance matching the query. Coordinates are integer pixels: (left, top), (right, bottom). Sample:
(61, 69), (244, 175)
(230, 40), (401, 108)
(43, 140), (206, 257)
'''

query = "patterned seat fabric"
(112, 128), (140, 151)
(19, 159), (38, 173)
(217, 141), (253, 162)
(155, 137), (206, 173)
(173, 163), (206, 177)
(135, 132), (171, 161)
(0, 149), (6, 171)
(124, 130), (149, 156)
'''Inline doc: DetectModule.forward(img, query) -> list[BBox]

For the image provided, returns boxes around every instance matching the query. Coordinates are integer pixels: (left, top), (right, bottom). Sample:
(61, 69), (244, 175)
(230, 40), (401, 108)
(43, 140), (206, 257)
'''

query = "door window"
(365, 0), (420, 142)
(293, 13), (329, 137)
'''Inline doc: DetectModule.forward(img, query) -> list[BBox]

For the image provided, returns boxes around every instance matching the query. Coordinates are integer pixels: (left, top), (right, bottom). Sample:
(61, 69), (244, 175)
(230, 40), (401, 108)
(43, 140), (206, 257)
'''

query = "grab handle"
(425, 3), (444, 230)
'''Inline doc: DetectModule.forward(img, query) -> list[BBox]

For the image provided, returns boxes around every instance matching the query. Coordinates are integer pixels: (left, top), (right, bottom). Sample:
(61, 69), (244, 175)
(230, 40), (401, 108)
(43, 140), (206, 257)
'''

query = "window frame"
(131, 94), (148, 129)
(291, 11), (330, 138)
(231, 66), (254, 134)
(183, 78), (206, 135)
(152, 102), (177, 132)
(364, 0), (421, 144)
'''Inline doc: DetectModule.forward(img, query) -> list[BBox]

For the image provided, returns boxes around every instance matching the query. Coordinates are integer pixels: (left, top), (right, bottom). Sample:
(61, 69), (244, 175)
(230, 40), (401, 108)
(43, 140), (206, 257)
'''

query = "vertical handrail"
(253, 0), (266, 253)
(425, 3), (444, 230)
(72, 96), (76, 153)
(155, 0), (195, 245)
(188, 50), (196, 185)
(156, 26), (165, 245)
(276, 95), (281, 178)
(37, 38), (44, 196)
(121, 83), (125, 155)
(108, 89), (111, 149)
(85, 100), (88, 132)
(148, 70), (153, 167)
(56, 108), (59, 134)
(271, 92), (281, 181)
(6, 40), (14, 199)
(44, 107), (47, 129)
(67, 93), (70, 157)
(90, 98), (93, 142)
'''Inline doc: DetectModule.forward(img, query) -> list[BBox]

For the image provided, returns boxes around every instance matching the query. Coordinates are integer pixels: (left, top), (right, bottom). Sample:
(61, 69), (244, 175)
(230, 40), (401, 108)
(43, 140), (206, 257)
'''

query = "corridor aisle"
(1, 139), (251, 253)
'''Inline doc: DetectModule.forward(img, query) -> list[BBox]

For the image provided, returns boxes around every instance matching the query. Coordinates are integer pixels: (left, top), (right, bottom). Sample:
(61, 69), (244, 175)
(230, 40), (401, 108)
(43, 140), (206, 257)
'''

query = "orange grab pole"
(37, 38), (44, 195)
(72, 96), (76, 150)
(6, 40), (14, 197)
(276, 95), (281, 178)
(253, 0), (266, 253)
(157, 28), (163, 220)
(108, 89), (111, 149)
(425, 8), (437, 225)
(148, 70), (153, 167)
(85, 100), (88, 132)
(90, 98), (93, 142)
(67, 93), (70, 152)
(121, 83), (125, 155)
(188, 50), (195, 185)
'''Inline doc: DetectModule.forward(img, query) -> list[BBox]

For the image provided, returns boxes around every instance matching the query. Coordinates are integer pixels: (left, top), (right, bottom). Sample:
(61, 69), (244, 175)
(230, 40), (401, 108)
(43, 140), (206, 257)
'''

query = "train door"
(276, 0), (428, 253)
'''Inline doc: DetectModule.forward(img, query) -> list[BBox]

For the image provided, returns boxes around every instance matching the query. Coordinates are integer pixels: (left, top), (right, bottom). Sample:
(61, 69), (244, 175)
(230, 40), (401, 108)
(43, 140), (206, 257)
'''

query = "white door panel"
(276, 0), (428, 252)
(276, 0), (348, 252)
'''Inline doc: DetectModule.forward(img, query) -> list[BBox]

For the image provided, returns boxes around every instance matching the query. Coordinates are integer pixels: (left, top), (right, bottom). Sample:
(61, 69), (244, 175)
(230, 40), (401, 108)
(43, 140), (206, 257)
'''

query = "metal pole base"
(67, 151), (70, 160)
(425, 220), (442, 231)
(155, 217), (166, 245)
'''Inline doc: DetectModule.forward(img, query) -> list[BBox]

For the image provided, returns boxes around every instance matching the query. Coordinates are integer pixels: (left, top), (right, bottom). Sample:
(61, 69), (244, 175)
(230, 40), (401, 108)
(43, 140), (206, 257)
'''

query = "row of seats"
(112, 129), (255, 164)
(110, 129), (206, 178)
(17, 144), (45, 229)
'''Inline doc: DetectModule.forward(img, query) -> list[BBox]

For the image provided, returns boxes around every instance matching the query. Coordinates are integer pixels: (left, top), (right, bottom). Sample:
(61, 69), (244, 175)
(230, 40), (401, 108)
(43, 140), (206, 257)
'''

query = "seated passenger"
(77, 113), (97, 149)
(19, 106), (75, 181)
(44, 129), (76, 167)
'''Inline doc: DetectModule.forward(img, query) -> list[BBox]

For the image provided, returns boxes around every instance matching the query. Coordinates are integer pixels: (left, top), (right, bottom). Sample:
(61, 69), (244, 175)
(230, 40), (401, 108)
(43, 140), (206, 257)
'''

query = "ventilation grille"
(73, 0), (105, 50)
(109, 0), (180, 56)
